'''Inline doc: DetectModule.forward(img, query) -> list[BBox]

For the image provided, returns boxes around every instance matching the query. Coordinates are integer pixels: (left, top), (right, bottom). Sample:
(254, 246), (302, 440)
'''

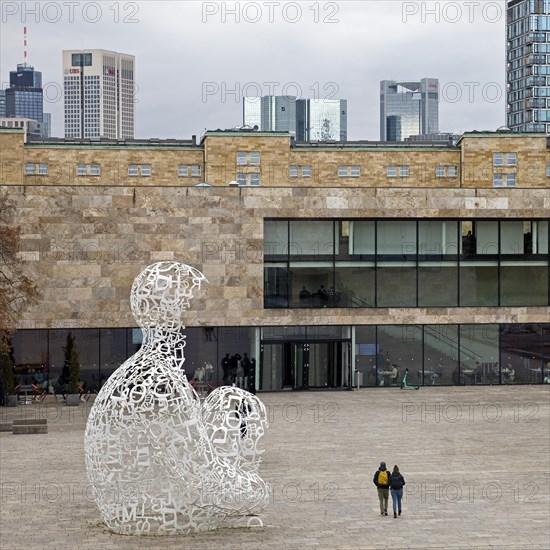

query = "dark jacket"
(390, 471), (406, 490)
(373, 468), (391, 489)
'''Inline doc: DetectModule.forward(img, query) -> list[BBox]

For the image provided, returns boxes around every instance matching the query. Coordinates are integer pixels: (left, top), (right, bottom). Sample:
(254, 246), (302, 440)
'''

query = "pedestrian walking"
(373, 461), (391, 516)
(390, 465), (406, 518)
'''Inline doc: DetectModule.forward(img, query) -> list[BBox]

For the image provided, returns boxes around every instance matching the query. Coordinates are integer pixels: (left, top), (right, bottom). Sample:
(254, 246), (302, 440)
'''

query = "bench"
(12, 419), (48, 435)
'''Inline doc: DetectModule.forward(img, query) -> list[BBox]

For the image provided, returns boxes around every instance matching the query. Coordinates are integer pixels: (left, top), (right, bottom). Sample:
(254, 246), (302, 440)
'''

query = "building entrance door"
(260, 340), (351, 390)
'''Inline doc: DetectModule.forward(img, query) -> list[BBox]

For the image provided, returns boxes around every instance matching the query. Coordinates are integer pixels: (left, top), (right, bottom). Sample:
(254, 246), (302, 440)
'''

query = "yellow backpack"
(378, 470), (388, 485)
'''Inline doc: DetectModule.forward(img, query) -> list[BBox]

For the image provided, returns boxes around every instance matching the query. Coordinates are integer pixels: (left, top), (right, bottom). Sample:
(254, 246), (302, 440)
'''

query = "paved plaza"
(1, 386), (549, 550)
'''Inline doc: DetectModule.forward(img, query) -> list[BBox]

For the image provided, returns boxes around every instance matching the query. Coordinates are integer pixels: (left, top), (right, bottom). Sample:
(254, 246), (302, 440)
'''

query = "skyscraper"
(0, 90), (6, 117)
(296, 99), (347, 141)
(244, 96), (296, 135)
(507, 0), (550, 132)
(63, 49), (135, 139)
(380, 79), (439, 141)
(243, 96), (347, 141)
(4, 63), (50, 137)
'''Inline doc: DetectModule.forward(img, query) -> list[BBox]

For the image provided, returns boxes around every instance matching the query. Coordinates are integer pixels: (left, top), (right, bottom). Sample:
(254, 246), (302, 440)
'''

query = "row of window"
(24, 163), (202, 178)
(264, 218), (549, 308)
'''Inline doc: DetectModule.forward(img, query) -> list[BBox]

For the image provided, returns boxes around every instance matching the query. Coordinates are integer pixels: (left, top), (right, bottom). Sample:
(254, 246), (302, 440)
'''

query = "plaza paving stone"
(0, 386), (549, 550)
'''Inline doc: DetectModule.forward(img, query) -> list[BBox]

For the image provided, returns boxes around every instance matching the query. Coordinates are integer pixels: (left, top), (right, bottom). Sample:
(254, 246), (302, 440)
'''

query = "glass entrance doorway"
(260, 341), (351, 390)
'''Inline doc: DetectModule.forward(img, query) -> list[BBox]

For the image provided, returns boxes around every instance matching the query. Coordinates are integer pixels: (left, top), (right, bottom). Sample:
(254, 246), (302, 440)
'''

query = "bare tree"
(0, 191), (39, 354)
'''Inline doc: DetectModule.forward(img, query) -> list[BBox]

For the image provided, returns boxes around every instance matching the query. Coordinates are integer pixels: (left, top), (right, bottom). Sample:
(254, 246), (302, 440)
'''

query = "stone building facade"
(1, 128), (549, 391)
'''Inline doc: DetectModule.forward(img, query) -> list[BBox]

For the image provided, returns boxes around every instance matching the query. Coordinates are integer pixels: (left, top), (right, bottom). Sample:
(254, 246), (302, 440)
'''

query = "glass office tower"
(380, 79), (439, 141)
(296, 99), (347, 141)
(507, 0), (550, 132)
(243, 96), (348, 140)
(4, 64), (49, 136)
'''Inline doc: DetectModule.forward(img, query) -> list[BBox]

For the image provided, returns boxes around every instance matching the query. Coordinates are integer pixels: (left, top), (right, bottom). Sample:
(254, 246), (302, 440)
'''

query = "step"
(13, 424), (48, 435)
(13, 419), (47, 426)
(0, 423), (12, 432)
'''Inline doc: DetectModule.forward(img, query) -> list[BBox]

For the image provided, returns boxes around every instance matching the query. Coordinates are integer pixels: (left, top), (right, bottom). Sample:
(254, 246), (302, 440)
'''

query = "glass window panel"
(376, 264), (416, 307)
(493, 152), (503, 165)
(436, 165), (445, 177)
(423, 325), (459, 385)
(377, 221), (417, 255)
(38, 163), (48, 175)
(459, 325), (499, 385)
(493, 173), (503, 187)
(350, 166), (360, 177)
(289, 220), (335, 256)
(448, 165), (458, 177)
(418, 221), (458, 256)
(506, 173), (516, 187)
(249, 173), (260, 186)
(76, 164), (86, 176)
(178, 164), (188, 176)
(500, 221), (525, 254)
(236, 172), (246, 185)
(506, 152), (517, 166)
(140, 164), (151, 177)
(535, 221), (548, 253)
(500, 263), (548, 306)
(289, 165), (298, 177)
(249, 151), (260, 165)
(350, 221), (375, 255)
(500, 324), (546, 385)
(128, 164), (138, 176)
(418, 264), (458, 306)
(260, 343), (283, 390)
(377, 325), (422, 386)
(338, 166), (348, 177)
(335, 263), (375, 307)
(264, 265), (289, 308)
(301, 165), (311, 177)
(261, 326), (306, 340)
(289, 263), (333, 308)
(264, 220), (288, 256)
(191, 165), (201, 177)
(459, 264), (498, 306)
(24, 163), (35, 175)
(399, 165), (409, 177)
(387, 165), (396, 177)
(90, 164), (100, 176)
(236, 152), (247, 165)
(476, 221), (499, 255)
(354, 326), (377, 387)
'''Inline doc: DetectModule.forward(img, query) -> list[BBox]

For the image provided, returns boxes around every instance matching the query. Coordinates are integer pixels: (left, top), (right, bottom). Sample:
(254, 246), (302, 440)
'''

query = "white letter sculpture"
(84, 262), (269, 535)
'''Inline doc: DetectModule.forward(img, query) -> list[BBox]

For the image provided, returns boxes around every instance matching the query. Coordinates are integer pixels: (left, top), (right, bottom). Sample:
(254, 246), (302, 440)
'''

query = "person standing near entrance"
(390, 465), (406, 518)
(373, 461), (391, 516)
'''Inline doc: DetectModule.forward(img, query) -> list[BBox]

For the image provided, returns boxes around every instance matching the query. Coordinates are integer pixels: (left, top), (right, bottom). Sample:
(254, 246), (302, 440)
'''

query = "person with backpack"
(373, 461), (391, 516)
(390, 465), (406, 518)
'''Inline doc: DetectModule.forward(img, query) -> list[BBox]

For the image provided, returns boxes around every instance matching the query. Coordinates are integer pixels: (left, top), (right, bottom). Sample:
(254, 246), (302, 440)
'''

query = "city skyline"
(1, 2), (506, 140)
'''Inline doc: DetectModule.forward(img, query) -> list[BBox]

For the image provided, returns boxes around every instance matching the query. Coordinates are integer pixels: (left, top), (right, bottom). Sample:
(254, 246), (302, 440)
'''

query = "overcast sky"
(0, 1), (507, 140)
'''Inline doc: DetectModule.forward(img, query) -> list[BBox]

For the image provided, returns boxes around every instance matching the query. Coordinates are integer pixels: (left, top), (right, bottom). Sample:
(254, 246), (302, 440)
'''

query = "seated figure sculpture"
(84, 261), (269, 535)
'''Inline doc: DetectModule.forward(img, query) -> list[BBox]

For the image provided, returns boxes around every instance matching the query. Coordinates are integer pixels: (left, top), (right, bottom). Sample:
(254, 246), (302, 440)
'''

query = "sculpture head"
(130, 261), (207, 330)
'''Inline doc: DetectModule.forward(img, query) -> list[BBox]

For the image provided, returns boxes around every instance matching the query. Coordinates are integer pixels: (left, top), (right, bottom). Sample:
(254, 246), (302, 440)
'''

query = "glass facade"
(9, 323), (549, 392)
(296, 99), (348, 141)
(507, 0), (550, 132)
(380, 79), (439, 141)
(264, 219), (550, 308)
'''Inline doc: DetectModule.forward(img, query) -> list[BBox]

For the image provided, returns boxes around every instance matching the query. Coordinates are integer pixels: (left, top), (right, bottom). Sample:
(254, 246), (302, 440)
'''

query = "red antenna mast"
(23, 26), (28, 66)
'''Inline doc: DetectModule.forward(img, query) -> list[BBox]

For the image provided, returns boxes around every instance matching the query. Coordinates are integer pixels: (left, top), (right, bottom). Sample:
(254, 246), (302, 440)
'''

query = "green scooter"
(400, 368), (419, 390)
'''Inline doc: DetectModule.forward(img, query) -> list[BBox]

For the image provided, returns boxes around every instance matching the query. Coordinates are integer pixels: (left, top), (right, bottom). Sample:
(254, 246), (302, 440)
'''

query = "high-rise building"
(380, 79), (439, 141)
(507, 0), (550, 132)
(63, 49), (135, 139)
(244, 96), (296, 135)
(243, 96), (347, 140)
(297, 99), (347, 141)
(4, 63), (50, 137)
(0, 90), (6, 117)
